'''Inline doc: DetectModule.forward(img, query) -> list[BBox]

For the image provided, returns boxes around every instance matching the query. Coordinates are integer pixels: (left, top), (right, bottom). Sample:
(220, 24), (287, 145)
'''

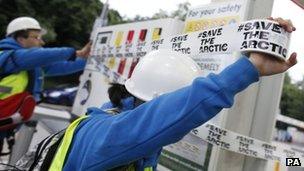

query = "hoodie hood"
(0, 37), (22, 50)
(100, 97), (135, 112)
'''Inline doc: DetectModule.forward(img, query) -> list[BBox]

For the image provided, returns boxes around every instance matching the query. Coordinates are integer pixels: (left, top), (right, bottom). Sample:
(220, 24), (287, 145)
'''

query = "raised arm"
(43, 58), (86, 76)
(66, 56), (259, 170)
(3, 47), (76, 73)
(3, 41), (91, 73)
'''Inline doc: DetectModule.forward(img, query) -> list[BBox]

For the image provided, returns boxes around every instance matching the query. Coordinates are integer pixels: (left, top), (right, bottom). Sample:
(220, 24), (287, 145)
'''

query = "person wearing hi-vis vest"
(16, 18), (297, 171)
(99, 83), (162, 171)
(0, 16), (91, 155)
(0, 16), (91, 102)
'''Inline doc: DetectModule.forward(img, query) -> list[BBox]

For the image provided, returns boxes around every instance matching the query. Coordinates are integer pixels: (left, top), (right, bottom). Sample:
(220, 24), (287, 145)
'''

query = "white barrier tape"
(92, 19), (290, 61)
(191, 123), (304, 166)
(161, 19), (290, 60)
(91, 62), (127, 84)
(89, 19), (290, 84)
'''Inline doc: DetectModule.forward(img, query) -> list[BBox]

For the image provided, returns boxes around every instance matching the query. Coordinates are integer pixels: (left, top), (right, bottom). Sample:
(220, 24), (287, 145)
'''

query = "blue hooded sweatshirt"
(100, 97), (135, 111)
(63, 56), (259, 170)
(0, 37), (86, 101)
(100, 97), (161, 170)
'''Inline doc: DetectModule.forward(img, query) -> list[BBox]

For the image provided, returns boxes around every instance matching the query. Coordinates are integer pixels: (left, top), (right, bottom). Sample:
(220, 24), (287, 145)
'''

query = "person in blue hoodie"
(16, 18), (298, 171)
(60, 50), (297, 171)
(100, 83), (161, 170)
(0, 16), (91, 101)
(100, 83), (135, 112)
(0, 16), (91, 156)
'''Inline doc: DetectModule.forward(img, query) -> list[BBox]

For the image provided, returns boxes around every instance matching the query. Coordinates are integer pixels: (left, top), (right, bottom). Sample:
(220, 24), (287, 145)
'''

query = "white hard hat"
(6, 17), (42, 36)
(125, 49), (202, 101)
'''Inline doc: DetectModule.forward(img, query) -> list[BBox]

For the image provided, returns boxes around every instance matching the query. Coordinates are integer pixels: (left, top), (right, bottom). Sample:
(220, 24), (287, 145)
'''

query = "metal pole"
(88, 0), (109, 41)
(100, 0), (109, 27)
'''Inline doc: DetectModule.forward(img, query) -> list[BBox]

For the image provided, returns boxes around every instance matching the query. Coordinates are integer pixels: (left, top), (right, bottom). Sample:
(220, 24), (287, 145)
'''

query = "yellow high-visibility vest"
(0, 51), (29, 99)
(49, 115), (154, 171)
(0, 71), (29, 99)
(49, 115), (89, 171)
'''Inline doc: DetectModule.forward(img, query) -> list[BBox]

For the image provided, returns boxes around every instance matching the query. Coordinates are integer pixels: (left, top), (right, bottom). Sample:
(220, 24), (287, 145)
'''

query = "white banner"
(91, 19), (290, 84)
(191, 123), (304, 165)
(162, 19), (290, 59)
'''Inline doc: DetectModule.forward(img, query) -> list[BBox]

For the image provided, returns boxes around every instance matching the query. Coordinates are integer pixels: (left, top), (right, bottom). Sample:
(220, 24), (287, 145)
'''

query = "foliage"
(0, 0), (125, 89)
(280, 73), (304, 121)
(0, 0), (123, 48)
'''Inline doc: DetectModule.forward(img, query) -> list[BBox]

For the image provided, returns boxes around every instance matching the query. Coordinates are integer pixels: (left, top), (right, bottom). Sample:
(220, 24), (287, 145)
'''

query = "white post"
(208, 0), (279, 171)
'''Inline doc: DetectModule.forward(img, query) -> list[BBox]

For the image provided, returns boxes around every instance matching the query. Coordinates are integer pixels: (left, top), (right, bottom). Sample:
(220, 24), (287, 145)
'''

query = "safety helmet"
(125, 49), (202, 101)
(6, 17), (42, 36)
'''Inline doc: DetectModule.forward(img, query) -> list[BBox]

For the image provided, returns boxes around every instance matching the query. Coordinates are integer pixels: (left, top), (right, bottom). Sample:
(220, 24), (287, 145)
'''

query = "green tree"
(152, 9), (169, 19)
(0, 0), (124, 48)
(0, 0), (125, 88)
(280, 73), (304, 121)
(151, 2), (190, 20)
(168, 2), (191, 21)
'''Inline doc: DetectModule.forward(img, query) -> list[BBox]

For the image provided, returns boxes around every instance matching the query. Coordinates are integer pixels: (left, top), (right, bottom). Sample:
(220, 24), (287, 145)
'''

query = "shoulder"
(0, 50), (15, 64)
(103, 107), (121, 115)
(87, 107), (121, 117)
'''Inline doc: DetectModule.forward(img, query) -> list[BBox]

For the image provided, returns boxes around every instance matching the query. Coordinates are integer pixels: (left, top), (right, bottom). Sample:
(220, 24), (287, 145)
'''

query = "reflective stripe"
(0, 85), (12, 93)
(144, 167), (153, 171)
(124, 165), (153, 171)
(49, 110), (152, 171)
(49, 115), (88, 171)
(0, 71), (29, 99)
(125, 164), (136, 171)
(0, 50), (29, 99)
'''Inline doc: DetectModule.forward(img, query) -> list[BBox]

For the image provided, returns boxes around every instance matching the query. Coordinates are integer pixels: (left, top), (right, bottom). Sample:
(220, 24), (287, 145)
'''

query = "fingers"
(85, 41), (92, 51)
(286, 19), (295, 31)
(82, 42), (91, 52)
(80, 41), (92, 57)
(271, 17), (296, 32)
(85, 41), (92, 48)
(281, 52), (298, 72)
(286, 52), (297, 68)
